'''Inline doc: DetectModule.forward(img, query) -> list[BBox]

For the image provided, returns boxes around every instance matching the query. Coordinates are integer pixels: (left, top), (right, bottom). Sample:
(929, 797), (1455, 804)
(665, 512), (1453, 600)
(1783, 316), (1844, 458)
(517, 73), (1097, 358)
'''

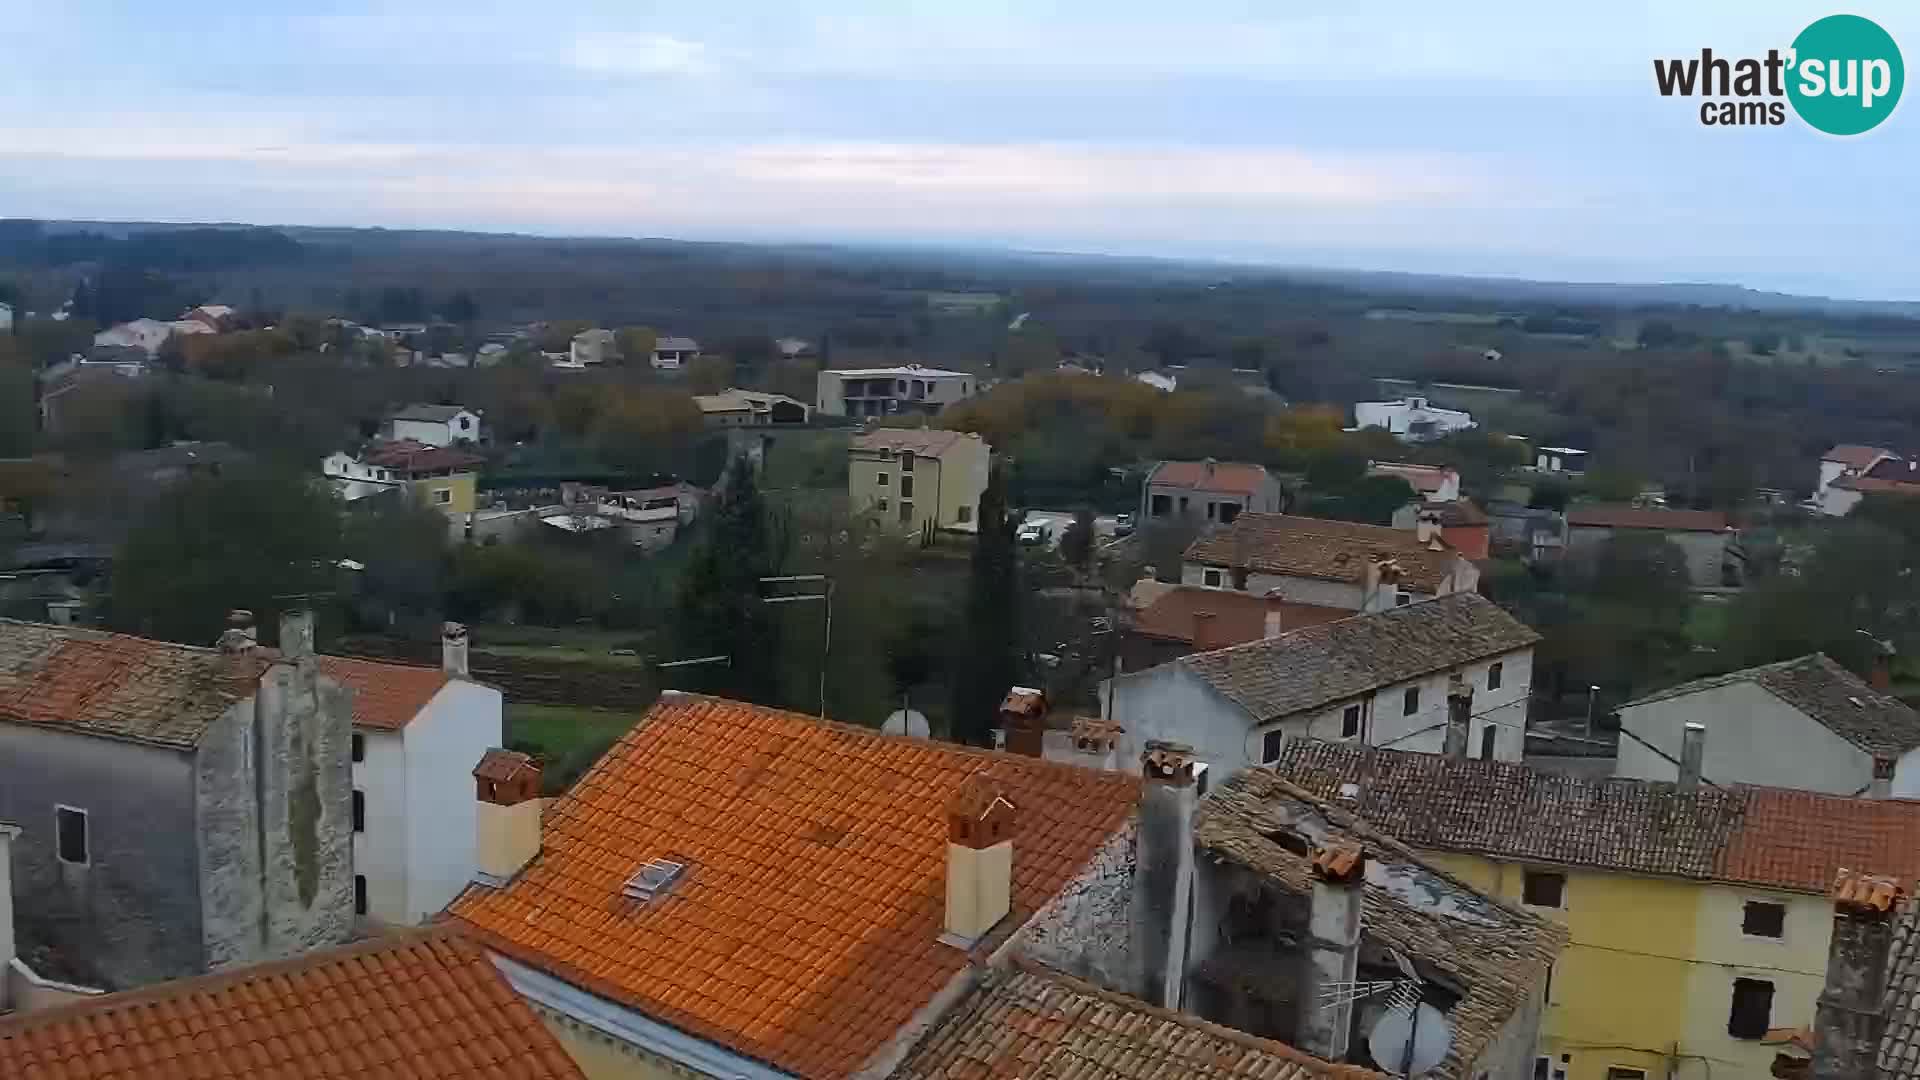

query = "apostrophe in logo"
(1652, 14), (1903, 135)
(1786, 14), (1903, 135)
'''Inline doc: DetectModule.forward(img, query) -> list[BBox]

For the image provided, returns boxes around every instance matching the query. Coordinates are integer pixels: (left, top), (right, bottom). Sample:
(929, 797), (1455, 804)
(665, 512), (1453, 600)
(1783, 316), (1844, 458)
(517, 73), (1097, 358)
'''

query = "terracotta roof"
(1368, 461), (1454, 493)
(1148, 460), (1271, 496)
(850, 428), (981, 458)
(0, 620), (267, 749)
(1564, 504), (1731, 532)
(1175, 593), (1538, 724)
(318, 655), (450, 731)
(1866, 459), (1920, 482)
(1825, 444), (1898, 469)
(1184, 514), (1464, 593)
(1277, 740), (1920, 895)
(451, 693), (1141, 1080)
(0, 926), (585, 1080)
(1134, 586), (1349, 646)
(1623, 654), (1920, 758)
(1839, 475), (1920, 496)
(1193, 769), (1565, 1080)
(475, 747), (538, 784)
(896, 959), (1381, 1080)
(361, 439), (484, 473)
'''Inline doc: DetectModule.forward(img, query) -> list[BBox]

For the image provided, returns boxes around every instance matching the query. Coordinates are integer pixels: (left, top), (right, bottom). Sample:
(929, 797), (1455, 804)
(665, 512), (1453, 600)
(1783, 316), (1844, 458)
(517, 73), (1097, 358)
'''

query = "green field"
(505, 703), (641, 790)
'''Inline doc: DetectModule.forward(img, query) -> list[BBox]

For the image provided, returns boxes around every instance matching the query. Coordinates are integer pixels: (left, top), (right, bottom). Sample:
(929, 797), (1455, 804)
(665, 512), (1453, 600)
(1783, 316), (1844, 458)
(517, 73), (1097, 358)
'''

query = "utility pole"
(762, 574), (833, 720)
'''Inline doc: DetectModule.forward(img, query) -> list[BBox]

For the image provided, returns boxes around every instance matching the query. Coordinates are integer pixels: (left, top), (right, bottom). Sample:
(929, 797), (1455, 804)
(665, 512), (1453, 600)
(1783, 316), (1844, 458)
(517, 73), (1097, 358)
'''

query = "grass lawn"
(505, 703), (641, 789)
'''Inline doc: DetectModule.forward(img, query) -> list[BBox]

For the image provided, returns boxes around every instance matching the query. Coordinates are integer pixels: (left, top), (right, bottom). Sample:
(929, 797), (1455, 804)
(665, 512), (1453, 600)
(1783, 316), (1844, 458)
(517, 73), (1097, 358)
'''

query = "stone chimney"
(1443, 675), (1473, 758)
(0, 821), (17, 1011)
(1263, 590), (1287, 640)
(1069, 716), (1124, 772)
(1132, 741), (1200, 1008)
(442, 621), (471, 679)
(473, 749), (543, 887)
(278, 607), (316, 663)
(1298, 841), (1367, 1063)
(1415, 510), (1441, 546)
(217, 608), (258, 654)
(1810, 869), (1905, 1079)
(1678, 721), (1706, 791)
(943, 775), (1016, 947)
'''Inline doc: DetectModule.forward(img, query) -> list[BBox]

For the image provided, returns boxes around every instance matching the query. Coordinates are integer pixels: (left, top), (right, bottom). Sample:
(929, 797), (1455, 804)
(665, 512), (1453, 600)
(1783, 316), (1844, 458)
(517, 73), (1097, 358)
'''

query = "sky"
(1, 2), (1915, 299)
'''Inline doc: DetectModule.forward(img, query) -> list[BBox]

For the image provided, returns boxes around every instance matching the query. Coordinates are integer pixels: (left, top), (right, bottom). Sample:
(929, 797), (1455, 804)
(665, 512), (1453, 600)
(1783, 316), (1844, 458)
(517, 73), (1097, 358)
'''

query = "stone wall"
(254, 656), (356, 962)
(1016, 822), (1137, 991)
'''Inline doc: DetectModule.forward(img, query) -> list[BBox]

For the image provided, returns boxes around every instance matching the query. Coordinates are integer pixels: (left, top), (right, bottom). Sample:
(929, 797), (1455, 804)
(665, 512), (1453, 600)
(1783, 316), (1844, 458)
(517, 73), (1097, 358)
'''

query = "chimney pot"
(944, 775), (1016, 946)
(1678, 721), (1706, 791)
(473, 749), (543, 885)
(442, 621), (471, 679)
(1141, 740), (1197, 785)
(217, 609), (259, 656)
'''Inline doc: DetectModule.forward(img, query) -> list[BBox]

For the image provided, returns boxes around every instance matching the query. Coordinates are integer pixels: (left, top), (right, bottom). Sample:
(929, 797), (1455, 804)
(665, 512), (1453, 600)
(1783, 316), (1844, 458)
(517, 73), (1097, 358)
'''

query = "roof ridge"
(0, 617), (225, 656)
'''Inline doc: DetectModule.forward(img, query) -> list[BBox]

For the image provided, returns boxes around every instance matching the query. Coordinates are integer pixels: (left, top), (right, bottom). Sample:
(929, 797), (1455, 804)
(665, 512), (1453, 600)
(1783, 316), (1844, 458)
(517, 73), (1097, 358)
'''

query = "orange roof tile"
(476, 747), (539, 784)
(1134, 586), (1349, 646)
(1722, 788), (1920, 893)
(0, 927), (585, 1079)
(1825, 444), (1898, 469)
(318, 654), (451, 731)
(451, 693), (1142, 1080)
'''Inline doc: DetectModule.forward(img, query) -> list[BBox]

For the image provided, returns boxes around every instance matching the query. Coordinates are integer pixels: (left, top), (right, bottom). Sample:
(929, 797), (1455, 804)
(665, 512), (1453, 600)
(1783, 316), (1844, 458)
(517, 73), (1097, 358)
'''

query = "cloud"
(572, 33), (714, 77)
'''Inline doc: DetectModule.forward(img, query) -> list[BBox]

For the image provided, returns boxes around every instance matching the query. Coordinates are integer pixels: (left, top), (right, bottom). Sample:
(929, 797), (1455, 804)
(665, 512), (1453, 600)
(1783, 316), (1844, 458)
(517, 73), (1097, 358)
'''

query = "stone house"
(1140, 460), (1284, 528)
(1563, 504), (1735, 588)
(1182, 513), (1480, 610)
(0, 610), (354, 993)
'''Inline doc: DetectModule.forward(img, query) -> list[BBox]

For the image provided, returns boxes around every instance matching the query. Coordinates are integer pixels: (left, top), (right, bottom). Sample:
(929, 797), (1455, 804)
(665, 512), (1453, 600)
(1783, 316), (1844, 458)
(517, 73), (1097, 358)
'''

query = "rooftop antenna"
(1317, 946), (1421, 1013)
(1320, 948), (1456, 1077)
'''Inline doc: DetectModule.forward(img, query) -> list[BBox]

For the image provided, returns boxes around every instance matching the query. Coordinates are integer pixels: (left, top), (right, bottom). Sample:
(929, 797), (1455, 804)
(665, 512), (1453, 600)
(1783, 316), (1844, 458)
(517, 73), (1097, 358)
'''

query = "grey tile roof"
(1274, 740), (1747, 880)
(1624, 654), (1920, 758)
(1883, 902), (1920, 1078)
(1184, 514), (1467, 593)
(1194, 769), (1565, 1080)
(388, 403), (470, 422)
(1178, 592), (1539, 723)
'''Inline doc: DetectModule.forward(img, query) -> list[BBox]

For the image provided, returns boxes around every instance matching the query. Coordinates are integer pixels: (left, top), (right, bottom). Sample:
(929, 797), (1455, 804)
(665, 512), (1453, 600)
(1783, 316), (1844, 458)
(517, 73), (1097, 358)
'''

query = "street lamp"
(762, 574), (833, 720)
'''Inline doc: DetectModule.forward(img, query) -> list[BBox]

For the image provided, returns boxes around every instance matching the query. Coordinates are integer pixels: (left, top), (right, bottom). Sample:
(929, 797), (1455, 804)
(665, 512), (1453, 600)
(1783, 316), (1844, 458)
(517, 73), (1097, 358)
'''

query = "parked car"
(1113, 512), (1134, 537)
(1017, 521), (1052, 546)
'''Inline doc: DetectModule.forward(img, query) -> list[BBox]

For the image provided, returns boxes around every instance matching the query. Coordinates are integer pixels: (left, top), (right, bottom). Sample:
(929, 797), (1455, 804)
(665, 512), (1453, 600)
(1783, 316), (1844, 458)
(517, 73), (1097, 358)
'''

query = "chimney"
(1364, 557), (1401, 613)
(473, 749), (543, 886)
(1132, 741), (1201, 1008)
(1810, 869), (1905, 1079)
(1203, 457), (1216, 478)
(1263, 590), (1286, 639)
(1416, 511), (1441, 545)
(217, 608), (258, 654)
(1298, 842), (1367, 1063)
(1871, 757), (1895, 799)
(1069, 716), (1123, 772)
(0, 821), (17, 1011)
(442, 621), (471, 678)
(1678, 721), (1706, 791)
(1443, 675), (1473, 758)
(999, 687), (1047, 758)
(1869, 639), (1894, 691)
(278, 607), (315, 662)
(943, 775), (1016, 947)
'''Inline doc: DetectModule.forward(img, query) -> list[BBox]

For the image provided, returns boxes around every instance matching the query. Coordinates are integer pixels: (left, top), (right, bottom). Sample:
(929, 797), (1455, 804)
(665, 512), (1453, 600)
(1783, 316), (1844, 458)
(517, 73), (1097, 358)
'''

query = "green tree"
(443, 289), (478, 326)
(614, 326), (657, 365)
(674, 456), (784, 704)
(950, 462), (1018, 745)
(0, 359), (33, 457)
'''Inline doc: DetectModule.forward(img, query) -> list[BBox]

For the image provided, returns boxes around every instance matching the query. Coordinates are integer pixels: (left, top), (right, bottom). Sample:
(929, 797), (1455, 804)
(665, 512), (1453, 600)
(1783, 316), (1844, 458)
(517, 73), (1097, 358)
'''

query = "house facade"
(1564, 504), (1735, 588)
(650, 335), (701, 369)
(1615, 653), (1920, 798)
(847, 428), (991, 540)
(566, 328), (616, 368)
(1182, 513), (1481, 610)
(382, 403), (483, 447)
(1353, 396), (1475, 441)
(816, 365), (976, 417)
(1103, 592), (1538, 772)
(1277, 740), (1920, 1080)
(0, 612), (355, 994)
(1368, 460), (1460, 502)
(692, 388), (811, 427)
(324, 440), (482, 517)
(1139, 460), (1283, 527)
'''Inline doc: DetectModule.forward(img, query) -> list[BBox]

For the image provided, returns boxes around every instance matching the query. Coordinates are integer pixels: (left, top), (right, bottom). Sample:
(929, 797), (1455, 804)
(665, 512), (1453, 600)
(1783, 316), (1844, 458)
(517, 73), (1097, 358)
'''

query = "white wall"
(1819, 486), (1863, 518)
(1102, 667), (1254, 776)
(1177, 564), (1370, 610)
(401, 680), (503, 921)
(353, 730), (411, 923)
(0, 824), (14, 1008)
(1893, 747), (1920, 798)
(389, 414), (476, 447)
(1616, 681), (1872, 795)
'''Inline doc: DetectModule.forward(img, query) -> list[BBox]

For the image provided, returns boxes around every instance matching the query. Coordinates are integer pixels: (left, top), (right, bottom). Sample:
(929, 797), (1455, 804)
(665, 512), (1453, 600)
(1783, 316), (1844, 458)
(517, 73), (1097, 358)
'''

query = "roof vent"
(1337, 782), (1361, 800)
(622, 857), (687, 902)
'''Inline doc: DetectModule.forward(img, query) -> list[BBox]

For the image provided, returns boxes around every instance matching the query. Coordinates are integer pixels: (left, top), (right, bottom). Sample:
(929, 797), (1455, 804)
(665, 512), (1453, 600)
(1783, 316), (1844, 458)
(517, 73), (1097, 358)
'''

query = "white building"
(324, 625), (503, 925)
(565, 328), (616, 368)
(1533, 446), (1590, 475)
(320, 451), (401, 502)
(1182, 513), (1480, 610)
(381, 403), (483, 447)
(92, 319), (177, 357)
(1615, 652), (1920, 798)
(651, 336), (701, 370)
(1134, 370), (1178, 393)
(1101, 591), (1538, 774)
(1820, 444), (1900, 500)
(816, 364), (977, 417)
(0, 302), (12, 332)
(1353, 396), (1475, 442)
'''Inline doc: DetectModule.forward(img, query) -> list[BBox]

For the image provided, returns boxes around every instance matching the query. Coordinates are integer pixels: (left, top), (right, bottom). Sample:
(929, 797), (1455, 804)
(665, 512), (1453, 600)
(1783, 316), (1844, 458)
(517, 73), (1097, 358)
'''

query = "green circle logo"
(1787, 14), (1903, 135)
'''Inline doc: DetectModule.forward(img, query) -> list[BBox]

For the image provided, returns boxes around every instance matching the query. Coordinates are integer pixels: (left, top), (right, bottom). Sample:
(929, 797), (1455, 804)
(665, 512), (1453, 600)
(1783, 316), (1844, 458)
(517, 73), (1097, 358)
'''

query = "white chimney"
(1678, 721), (1706, 791)
(1299, 842), (1366, 1063)
(278, 607), (315, 662)
(1416, 511), (1441, 545)
(473, 749), (543, 886)
(0, 821), (17, 1010)
(442, 621), (471, 679)
(944, 775), (1016, 947)
(1263, 590), (1286, 639)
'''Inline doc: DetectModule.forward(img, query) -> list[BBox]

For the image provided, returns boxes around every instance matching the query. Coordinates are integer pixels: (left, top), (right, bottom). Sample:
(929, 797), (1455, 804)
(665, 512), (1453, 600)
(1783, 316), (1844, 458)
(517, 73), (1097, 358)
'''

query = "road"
(1019, 510), (1124, 549)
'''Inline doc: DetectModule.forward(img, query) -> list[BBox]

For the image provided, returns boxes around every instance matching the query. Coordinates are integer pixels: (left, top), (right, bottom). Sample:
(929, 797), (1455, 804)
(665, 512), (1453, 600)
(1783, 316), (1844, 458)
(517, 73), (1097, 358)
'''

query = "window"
(1178, 496), (1190, 514)
(1205, 501), (1217, 521)
(1341, 705), (1361, 739)
(55, 805), (88, 865)
(957, 505), (972, 523)
(432, 488), (451, 505)
(1219, 503), (1240, 524)
(1262, 730), (1283, 762)
(1203, 569), (1223, 587)
(901, 475), (914, 498)
(1480, 726), (1498, 760)
(1743, 901), (1786, 939)
(352, 790), (365, 833)
(900, 451), (914, 473)
(876, 471), (890, 486)
(899, 501), (912, 523)
(351, 733), (364, 763)
(1604, 1070), (1647, 1080)
(458, 416), (471, 430)
(1395, 592), (1412, 607)
(354, 874), (368, 916)
(1150, 494), (1171, 516)
(1488, 661), (1504, 690)
(1522, 870), (1566, 908)
(1403, 686), (1420, 715)
(1728, 978), (1774, 1039)
(877, 497), (889, 512)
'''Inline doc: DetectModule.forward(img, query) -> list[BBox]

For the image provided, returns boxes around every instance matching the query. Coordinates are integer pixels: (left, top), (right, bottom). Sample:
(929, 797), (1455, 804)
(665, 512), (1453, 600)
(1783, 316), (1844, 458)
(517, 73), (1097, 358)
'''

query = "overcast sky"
(2, 2), (1914, 298)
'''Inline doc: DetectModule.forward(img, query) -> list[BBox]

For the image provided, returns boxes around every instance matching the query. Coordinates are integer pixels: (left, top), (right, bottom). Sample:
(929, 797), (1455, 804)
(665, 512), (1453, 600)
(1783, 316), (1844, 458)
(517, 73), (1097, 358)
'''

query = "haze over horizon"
(3, 1), (1915, 300)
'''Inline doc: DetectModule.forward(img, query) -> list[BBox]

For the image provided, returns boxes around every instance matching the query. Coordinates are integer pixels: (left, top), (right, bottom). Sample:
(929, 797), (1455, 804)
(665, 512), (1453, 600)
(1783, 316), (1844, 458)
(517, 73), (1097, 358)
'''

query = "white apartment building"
(816, 364), (977, 417)
(1353, 396), (1476, 441)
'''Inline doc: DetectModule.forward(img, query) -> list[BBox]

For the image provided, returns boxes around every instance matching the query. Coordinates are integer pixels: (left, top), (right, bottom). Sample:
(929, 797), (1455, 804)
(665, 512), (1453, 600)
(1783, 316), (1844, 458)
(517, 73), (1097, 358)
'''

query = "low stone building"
(1563, 504), (1735, 588)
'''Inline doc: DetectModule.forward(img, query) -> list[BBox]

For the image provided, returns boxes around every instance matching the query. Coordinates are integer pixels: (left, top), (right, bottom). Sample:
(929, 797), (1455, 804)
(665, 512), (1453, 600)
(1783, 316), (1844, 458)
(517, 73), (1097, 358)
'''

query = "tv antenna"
(1318, 946), (1421, 1012)
(1320, 948), (1455, 1077)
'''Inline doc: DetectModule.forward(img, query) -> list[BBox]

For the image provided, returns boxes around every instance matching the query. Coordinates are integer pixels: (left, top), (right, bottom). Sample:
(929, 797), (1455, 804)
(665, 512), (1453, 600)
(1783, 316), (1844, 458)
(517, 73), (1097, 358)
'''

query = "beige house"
(848, 428), (990, 542)
(692, 387), (811, 427)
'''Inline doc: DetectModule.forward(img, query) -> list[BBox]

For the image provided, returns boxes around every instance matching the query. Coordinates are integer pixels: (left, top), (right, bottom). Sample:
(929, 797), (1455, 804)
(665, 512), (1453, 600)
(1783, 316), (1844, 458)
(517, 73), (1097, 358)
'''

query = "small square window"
(1728, 978), (1774, 1039)
(877, 497), (889, 512)
(1743, 901), (1786, 939)
(876, 472), (890, 487)
(1203, 569), (1222, 587)
(900, 451), (915, 473)
(957, 505), (972, 523)
(1605, 1070), (1647, 1080)
(1341, 705), (1361, 739)
(351, 733), (365, 763)
(352, 790), (365, 833)
(1488, 661), (1504, 691)
(901, 475), (914, 498)
(1403, 686), (1420, 715)
(1262, 730), (1283, 763)
(432, 488), (451, 505)
(899, 501), (912, 523)
(1523, 870), (1565, 908)
(1395, 593), (1412, 607)
(55, 805), (88, 865)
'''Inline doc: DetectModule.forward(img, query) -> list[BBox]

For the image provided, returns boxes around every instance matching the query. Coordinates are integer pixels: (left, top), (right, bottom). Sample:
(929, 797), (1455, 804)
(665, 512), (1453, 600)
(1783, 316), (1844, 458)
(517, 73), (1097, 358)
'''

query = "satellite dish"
(1367, 1003), (1452, 1077)
(883, 709), (929, 739)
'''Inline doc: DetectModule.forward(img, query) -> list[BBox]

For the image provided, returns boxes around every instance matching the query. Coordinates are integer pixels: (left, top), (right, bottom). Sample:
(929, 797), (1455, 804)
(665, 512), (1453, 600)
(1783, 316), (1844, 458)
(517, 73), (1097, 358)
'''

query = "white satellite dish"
(1367, 1003), (1452, 1077)
(882, 708), (929, 739)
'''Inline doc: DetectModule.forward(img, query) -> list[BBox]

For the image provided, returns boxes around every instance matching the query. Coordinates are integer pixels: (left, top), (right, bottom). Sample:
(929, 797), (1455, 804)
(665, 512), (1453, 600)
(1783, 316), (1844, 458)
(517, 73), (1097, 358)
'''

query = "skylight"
(622, 857), (687, 901)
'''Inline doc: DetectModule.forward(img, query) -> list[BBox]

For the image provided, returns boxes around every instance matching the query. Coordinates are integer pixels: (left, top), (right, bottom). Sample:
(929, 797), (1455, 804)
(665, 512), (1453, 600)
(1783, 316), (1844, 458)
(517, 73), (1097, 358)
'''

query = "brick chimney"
(217, 608), (258, 654)
(999, 687), (1047, 758)
(1810, 869), (1905, 1079)
(1869, 639), (1894, 692)
(943, 774), (1016, 947)
(472, 749), (543, 887)
(1678, 721), (1706, 791)
(0, 821), (17, 1011)
(1299, 842), (1367, 1063)
(442, 621), (471, 679)
(1132, 741), (1201, 1008)
(1069, 716), (1124, 772)
(1443, 674), (1473, 758)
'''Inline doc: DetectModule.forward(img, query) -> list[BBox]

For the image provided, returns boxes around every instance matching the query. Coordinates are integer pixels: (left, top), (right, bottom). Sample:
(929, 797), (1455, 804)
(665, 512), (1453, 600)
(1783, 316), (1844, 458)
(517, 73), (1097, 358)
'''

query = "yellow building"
(358, 440), (482, 515)
(847, 427), (990, 544)
(1277, 740), (1920, 1080)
